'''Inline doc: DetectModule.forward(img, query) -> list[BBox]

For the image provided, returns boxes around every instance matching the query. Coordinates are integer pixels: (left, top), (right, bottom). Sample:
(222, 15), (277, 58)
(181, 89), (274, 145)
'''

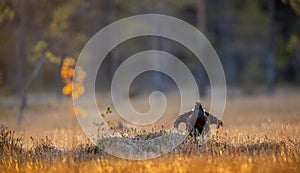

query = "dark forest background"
(0, 0), (300, 97)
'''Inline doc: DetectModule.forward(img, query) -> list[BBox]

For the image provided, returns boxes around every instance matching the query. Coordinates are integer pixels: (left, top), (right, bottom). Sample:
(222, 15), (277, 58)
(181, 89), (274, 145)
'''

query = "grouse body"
(174, 102), (223, 137)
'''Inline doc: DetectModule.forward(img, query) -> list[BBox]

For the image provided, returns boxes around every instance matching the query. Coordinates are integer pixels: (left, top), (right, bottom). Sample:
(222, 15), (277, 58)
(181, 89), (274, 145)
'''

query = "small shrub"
(0, 124), (23, 155)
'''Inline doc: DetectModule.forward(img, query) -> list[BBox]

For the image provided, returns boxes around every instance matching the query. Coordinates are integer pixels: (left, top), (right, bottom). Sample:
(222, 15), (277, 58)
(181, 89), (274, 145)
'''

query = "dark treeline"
(0, 0), (299, 96)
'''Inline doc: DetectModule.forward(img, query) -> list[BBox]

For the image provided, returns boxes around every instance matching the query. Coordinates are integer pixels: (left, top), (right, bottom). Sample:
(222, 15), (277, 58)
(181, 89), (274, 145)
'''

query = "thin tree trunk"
(109, 0), (119, 79)
(196, 0), (207, 97)
(151, 36), (162, 90)
(151, 3), (163, 90)
(18, 56), (46, 123)
(197, 0), (206, 34)
(15, 0), (27, 92)
(267, 0), (276, 93)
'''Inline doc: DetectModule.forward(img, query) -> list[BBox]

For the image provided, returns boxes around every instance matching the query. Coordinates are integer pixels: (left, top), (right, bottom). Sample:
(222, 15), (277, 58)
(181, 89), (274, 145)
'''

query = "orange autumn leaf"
(67, 68), (74, 78)
(61, 70), (68, 78)
(63, 83), (72, 95)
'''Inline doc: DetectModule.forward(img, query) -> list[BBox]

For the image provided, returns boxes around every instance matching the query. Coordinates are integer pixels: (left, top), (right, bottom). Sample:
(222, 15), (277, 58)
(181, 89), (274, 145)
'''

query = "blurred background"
(0, 0), (300, 127)
(1, 0), (300, 95)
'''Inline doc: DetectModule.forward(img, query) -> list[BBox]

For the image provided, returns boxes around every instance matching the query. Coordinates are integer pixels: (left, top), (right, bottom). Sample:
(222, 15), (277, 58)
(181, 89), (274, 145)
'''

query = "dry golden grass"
(0, 90), (300, 173)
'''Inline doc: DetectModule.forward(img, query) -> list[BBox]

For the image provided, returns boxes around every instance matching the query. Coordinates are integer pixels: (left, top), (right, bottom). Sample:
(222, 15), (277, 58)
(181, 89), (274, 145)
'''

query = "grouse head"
(194, 101), (205, 117)
(195, 101), (223, 128)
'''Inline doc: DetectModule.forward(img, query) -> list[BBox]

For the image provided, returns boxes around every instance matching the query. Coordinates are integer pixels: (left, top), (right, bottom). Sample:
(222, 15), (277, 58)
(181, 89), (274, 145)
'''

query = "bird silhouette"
(174, 102), (223, 138)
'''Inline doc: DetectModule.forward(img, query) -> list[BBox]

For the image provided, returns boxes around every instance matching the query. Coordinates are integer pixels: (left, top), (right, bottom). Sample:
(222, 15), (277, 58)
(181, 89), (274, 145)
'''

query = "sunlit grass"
(0, 122), (299, 173)
(0, 91), (300, 172)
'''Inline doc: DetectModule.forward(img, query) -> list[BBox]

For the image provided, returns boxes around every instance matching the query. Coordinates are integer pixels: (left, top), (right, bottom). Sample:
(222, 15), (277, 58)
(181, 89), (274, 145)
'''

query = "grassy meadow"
(0, 89), (300, 173)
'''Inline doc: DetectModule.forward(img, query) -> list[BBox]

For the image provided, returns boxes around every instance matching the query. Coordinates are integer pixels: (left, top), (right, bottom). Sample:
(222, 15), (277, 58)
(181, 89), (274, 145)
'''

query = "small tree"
(18, 41), (60, 123)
